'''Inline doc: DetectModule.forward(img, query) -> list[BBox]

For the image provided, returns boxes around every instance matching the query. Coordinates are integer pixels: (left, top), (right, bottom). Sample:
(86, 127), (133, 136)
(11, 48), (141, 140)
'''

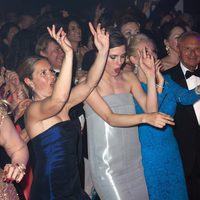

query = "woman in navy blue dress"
(18, 23), (109, 200)
(126, 33), (200, 200)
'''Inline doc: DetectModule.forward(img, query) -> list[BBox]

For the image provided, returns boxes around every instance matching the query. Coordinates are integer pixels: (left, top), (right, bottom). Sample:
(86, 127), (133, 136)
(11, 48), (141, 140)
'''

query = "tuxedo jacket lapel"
(165, 64), (199, 125)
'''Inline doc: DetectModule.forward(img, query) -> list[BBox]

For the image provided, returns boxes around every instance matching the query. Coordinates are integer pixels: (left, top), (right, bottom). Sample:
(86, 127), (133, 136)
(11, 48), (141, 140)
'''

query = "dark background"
(0, 0), (199, 17)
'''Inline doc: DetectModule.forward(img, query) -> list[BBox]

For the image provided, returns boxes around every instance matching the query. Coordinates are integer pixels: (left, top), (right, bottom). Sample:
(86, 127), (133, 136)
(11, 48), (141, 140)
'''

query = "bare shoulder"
(24, 101), (37, 122)
(122, 71), (138, 82)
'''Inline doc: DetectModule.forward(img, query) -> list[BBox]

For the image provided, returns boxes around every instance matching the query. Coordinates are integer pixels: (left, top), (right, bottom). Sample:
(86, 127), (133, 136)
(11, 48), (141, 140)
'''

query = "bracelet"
(15, 163), (26, 175)
(156, 84), (164, 89)
(195, 86), (200, 95)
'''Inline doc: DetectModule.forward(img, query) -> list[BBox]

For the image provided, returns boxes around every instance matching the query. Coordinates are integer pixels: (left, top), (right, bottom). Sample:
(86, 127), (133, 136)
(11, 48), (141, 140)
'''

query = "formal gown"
(0, 168), (19, 200)
(29, 120), (90, 200)
(84, 93), (149, 200)
(135, 75), (200, 200)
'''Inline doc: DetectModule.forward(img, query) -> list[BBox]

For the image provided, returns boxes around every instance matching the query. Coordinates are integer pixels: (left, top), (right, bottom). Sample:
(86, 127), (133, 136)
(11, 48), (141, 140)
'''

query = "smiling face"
(105, 45), (126, 76)
(30, 59), (56, 100)
(178, 35), (200, 70)
(40, 41), (64, 70)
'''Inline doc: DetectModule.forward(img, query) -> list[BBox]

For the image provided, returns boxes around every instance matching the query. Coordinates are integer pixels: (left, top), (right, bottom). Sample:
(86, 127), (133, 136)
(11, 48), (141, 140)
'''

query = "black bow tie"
(185, 68), (200, 79)
(54, 71), (59, 77)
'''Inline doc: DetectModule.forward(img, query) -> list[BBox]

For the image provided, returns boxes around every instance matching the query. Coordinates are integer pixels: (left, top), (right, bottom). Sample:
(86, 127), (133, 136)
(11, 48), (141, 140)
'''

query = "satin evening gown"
(29, 120), (90, 200)
(84, 93), (148, 200)
(135, 75), (200, 200)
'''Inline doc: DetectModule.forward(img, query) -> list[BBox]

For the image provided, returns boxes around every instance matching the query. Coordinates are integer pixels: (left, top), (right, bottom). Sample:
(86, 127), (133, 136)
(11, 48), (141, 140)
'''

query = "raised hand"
(89, 22), (109, 54)
(47, 25), (73, 54)
(138, 48), (155, 78)
(155, 59), (164, 93)
(144, 112), (175, 128)
(5, 70), (20, 87)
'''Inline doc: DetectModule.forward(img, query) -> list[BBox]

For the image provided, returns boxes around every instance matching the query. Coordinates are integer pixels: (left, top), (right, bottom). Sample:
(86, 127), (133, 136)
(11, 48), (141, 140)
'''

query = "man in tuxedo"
(165, 31), (200, 200)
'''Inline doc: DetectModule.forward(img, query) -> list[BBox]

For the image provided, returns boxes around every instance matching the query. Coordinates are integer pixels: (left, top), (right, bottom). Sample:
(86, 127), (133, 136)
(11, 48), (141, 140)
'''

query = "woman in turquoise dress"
(126, 33), (200, 200)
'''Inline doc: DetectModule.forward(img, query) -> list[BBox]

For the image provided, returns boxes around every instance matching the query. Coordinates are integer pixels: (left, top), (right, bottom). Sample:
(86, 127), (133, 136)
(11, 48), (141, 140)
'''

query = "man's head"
(35, 33), (64, 70)
(178, 31), (200, 71)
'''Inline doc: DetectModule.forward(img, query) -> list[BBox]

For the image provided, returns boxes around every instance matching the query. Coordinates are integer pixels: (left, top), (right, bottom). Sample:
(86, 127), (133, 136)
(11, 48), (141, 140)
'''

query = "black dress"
(29, 120), (90, 200)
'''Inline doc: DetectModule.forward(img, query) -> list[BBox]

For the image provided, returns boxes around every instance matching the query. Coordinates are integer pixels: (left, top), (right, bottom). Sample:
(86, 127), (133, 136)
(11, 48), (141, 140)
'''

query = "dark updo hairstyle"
(160, 21), (186, 41)
(157, 21), (186, 58)
(107, 26), (126, 49)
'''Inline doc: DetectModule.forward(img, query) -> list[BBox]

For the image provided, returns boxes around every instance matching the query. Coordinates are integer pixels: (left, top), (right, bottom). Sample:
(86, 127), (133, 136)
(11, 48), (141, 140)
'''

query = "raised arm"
(131, 48), (158, 113)
(155, 59), (164, 94)
(27, 25), (73, 121)
(66, 22), (109, 109)
(47, 25), (73, 103)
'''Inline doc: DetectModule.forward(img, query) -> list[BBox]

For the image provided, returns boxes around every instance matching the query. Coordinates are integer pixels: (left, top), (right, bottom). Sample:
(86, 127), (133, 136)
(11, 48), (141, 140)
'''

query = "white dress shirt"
(180, 62), (200, 125)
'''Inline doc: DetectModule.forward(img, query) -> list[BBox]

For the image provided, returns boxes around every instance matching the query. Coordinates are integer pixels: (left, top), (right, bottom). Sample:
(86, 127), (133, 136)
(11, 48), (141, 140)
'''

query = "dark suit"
(165, 64), (200, 200)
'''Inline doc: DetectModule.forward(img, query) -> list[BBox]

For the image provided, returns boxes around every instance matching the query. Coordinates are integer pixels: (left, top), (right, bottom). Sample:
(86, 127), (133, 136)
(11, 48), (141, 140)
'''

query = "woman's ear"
(24, 78), (34, 90)
(129, 55), (138, 65)
(164, 39), (169, 47)
(39, 50), (47, 57)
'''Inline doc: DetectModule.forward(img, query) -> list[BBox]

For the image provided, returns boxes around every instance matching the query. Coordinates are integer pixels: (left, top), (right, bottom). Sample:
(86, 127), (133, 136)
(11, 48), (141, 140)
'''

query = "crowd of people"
(0, 1), (200, 200)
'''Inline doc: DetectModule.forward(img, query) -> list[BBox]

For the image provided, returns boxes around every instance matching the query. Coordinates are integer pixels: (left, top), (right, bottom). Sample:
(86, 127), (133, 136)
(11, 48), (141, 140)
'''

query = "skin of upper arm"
(85, 88), (113, 123)
(124, 72), (147, 111)
(0, 116), (26, 157)
(65, 78), (96, 111)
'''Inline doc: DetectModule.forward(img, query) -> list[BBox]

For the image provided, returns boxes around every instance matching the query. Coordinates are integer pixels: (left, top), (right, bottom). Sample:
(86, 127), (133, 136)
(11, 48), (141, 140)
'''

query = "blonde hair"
(127, 33), (153, 57)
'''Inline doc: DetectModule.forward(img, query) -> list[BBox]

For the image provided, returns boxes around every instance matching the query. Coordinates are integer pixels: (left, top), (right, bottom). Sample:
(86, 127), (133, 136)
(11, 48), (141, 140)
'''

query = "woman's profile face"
(166, 26), (185, 53)
(105, 45), (126, 76)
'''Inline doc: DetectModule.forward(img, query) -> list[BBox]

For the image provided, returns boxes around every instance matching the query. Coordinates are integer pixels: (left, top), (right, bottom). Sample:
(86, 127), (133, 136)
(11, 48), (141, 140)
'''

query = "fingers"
(47, 25), (64, 42)
(147, 112), (175, 128)
(155, 112), (175, 127)
(89, 22), (96, 36)
(3, 163), (26, 183)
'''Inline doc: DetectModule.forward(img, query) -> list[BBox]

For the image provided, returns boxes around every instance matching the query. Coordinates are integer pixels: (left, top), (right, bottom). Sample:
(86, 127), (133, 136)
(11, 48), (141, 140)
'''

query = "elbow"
(85, 80), (98, 94)
(104, 114), (116, 127)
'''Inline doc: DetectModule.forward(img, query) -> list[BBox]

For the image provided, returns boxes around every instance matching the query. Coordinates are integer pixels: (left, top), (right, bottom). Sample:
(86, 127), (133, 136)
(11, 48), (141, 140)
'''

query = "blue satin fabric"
(29, 120), (90, 200)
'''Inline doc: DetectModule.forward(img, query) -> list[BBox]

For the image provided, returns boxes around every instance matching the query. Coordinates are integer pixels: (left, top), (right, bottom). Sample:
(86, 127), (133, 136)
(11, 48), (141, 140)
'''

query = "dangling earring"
(165, 46), (170, 55)
(133, 64), (139, 74)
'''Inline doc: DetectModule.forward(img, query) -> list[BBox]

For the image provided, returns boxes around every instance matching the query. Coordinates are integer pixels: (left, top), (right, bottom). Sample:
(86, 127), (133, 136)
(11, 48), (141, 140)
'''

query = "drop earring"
(165, 46), (170, 55)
